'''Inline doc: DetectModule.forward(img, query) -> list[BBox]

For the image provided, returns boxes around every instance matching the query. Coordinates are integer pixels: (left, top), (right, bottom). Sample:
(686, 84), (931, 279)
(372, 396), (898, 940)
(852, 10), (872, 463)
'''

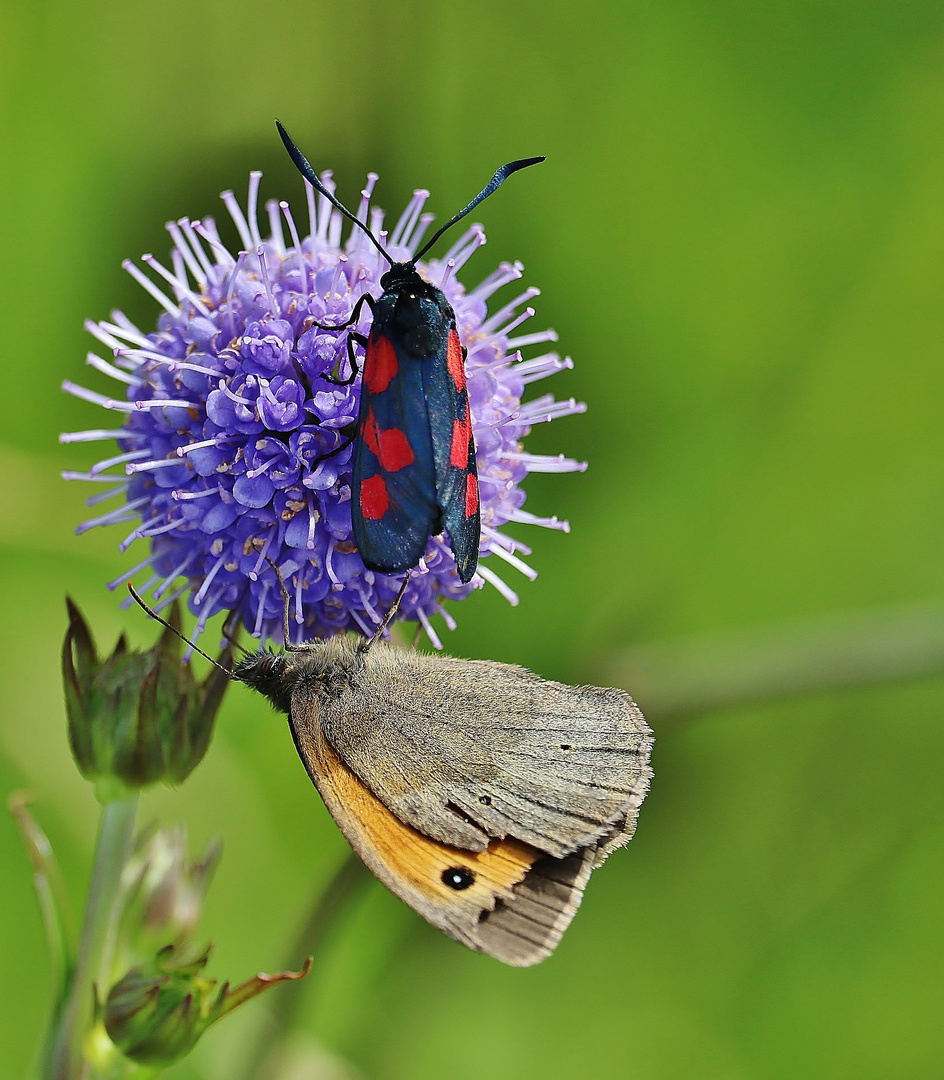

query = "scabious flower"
(63, 168), (586, 645)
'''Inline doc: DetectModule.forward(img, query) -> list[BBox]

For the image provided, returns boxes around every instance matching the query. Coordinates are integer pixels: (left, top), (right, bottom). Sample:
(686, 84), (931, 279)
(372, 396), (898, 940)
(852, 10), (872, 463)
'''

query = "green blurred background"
(4, 0), (944, 1076)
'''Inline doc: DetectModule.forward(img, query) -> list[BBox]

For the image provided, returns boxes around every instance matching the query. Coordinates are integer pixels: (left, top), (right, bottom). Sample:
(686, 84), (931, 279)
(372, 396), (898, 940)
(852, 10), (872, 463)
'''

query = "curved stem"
(240, 852), (370, 1080)
(44, 796), (138, 1080)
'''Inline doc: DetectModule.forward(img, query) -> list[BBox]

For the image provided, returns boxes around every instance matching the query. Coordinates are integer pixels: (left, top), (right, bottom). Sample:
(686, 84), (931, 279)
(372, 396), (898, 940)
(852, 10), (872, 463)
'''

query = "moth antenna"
(263, 555), (294, 648)
(367, 574), (411, 649)
(413, 156), (546, 262)
(127, 584), (233, 675)
(276, 121), (394, 266)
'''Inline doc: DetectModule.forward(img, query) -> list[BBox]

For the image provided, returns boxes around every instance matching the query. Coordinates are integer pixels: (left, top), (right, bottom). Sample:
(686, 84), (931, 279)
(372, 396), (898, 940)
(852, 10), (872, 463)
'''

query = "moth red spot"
(446, 330), (466, 392)
(365, 335), (398, 393)
(360, 473), (390, 519)
(465, 472), (478, 518)
(450, 413), (470, 469)
(363, 409), (414, 472)
(377, 427), (414, 471)
(362, 409), (381, 457)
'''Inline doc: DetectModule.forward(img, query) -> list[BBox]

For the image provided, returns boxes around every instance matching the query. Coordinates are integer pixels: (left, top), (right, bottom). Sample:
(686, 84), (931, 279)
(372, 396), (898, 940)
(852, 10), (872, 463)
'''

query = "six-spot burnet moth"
(276, 121), (544, 584)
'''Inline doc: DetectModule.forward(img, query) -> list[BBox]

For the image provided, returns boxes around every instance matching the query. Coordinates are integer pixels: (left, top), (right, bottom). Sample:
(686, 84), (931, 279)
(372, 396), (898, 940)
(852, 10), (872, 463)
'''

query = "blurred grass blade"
(602, 599), (944, 721)
(8, 793), (76, 999)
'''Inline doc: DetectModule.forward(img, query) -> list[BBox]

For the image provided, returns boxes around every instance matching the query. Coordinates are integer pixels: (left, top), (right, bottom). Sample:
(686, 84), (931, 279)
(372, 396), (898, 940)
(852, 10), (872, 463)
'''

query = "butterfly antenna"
(220, 584), (251, 657)
(368, 574), (411, 648)
(413, 156), (546, 262)
(276, 121), (393, 265)
(128, 585), (233, 675)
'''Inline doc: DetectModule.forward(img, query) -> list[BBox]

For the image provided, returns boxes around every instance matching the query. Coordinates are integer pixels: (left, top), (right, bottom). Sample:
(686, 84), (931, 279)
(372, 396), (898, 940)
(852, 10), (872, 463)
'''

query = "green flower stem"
(239, 852), (369, 1080)
(46, 795), (139, 1080)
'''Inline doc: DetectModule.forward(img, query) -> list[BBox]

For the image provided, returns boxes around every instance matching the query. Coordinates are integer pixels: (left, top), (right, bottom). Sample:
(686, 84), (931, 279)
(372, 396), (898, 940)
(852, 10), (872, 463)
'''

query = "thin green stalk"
(45, 796), (139, 1080)
(10, 793), (76, 1003)
(601, 598), (944, 721)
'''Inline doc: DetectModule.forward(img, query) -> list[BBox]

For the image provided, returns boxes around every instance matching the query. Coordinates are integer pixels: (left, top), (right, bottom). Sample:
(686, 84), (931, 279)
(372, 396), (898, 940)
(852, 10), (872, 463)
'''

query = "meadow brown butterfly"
(132, 581), (653, 966)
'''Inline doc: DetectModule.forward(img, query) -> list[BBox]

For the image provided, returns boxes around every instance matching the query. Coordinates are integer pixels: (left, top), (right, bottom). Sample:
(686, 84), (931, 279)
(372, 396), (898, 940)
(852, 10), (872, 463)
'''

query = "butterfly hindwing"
(235, 637), (652, 965)
(352, 330), (439, 573)
(288, 683), (603, 966)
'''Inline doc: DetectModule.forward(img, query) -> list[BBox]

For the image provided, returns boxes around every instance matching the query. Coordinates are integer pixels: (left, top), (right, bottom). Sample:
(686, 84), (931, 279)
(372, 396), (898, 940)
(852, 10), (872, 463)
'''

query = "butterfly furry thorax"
(232, 636), (363, 715)
(233, 638), (653, 965)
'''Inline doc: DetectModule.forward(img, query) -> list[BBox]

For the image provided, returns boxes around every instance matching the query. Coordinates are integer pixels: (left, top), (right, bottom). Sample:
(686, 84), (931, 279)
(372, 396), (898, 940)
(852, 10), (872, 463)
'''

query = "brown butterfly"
(132, 582), (653, 966)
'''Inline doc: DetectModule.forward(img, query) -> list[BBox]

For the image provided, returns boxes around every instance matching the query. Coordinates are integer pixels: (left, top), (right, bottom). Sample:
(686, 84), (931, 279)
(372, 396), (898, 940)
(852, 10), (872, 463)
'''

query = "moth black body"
(276, 121), (545, 584)
(374, 262), (454, 359)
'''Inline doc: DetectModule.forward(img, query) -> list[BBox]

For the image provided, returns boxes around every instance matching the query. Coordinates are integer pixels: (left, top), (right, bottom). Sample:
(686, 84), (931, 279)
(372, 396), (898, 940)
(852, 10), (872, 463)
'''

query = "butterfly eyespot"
(442, 867), (476, 890)
(559, 744), (573, 752)
(478, 795), (492, 806)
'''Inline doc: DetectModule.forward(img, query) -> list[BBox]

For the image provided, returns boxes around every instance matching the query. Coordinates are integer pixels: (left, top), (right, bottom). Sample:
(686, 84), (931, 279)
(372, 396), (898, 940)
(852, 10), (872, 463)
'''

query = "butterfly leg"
(364, 574), (411, 649)
(264, 556), (300, 651)
(219, 581), (252, 657)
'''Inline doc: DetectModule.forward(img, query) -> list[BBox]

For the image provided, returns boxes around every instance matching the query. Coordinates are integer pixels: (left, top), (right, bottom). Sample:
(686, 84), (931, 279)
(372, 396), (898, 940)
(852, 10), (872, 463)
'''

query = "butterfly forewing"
(315, 645), (654, 859)
(289, 689), (606, 966)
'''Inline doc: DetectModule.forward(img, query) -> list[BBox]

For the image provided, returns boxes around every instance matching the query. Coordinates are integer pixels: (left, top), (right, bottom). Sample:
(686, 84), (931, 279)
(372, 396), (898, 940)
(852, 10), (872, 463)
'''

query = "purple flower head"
(63, 169), (586, 646)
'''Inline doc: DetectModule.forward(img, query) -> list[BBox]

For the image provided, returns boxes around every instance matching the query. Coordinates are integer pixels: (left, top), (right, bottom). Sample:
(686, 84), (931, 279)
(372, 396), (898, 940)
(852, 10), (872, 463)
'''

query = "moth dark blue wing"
(352, 331), (439, 574)
(423, 327), (480, 583)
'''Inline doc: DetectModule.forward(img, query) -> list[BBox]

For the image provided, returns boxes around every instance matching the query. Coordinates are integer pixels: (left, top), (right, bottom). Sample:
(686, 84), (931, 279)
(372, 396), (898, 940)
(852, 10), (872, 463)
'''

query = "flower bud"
(120, 824), (221, 956)
(104, 944), (310, 1068)
(62, 598), (232, 801)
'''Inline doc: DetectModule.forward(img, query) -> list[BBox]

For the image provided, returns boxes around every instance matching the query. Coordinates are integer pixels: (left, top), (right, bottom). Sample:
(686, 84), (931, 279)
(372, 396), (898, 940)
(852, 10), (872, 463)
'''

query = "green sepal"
(104, 944), (311, 1068)
(62, 599), (233, 799)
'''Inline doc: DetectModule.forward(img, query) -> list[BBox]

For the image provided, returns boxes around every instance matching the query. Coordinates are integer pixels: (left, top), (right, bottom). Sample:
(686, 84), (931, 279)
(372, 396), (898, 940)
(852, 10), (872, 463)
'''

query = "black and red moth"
(277, 122), (544, 584)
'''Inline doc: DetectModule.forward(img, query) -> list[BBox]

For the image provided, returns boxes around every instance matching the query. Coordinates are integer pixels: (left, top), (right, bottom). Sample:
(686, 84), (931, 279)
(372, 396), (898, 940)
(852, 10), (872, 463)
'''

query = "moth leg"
(323, 332), (367, 386)
(290, 421), (355, 478)
(290, 354), (314, 399)
(307, 291), (375, 333)
(308, 427), (356, 466)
